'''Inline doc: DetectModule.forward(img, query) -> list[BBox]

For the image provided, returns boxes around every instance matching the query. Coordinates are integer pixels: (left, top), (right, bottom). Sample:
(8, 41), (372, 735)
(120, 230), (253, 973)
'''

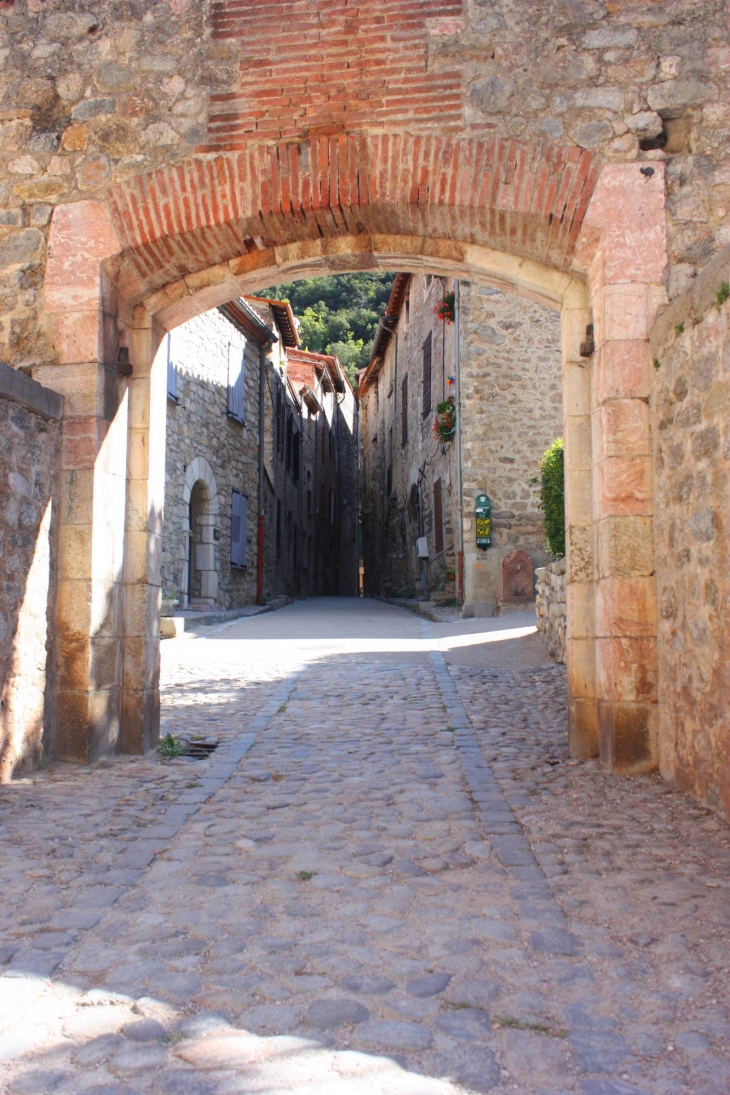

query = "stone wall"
(460, 283), (563, 614)
(651, 260), (730, 817)
(361, 274), (457, 600)
(160, 307), (261, 609)
(535, 558), (566, 664)
(1, 0), (729, 377)
(360, 275), (562, 613)
(0, 366), (61, 780)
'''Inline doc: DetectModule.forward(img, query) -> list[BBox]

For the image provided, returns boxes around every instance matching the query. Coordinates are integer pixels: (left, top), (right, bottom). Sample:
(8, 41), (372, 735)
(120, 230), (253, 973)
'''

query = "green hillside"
(258, 272), (396, 385)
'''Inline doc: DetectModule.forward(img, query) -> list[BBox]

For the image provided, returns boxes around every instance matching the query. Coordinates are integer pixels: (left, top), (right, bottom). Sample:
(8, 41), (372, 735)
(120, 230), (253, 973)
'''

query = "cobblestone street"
(1, 599), (729, 1095)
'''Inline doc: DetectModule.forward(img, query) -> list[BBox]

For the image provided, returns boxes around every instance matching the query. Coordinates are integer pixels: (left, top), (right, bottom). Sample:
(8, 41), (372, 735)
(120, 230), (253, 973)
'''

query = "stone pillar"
(562, 277), (598, 759)
(121, 309), (167, 753)
(582, 164), (667, 773)
(34, 202), (127, 762)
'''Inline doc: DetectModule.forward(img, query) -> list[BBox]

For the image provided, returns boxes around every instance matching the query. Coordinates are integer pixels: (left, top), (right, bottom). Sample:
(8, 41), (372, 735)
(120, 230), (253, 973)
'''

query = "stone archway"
(36, 137), (667, 774)
(183, 457), (220, 608)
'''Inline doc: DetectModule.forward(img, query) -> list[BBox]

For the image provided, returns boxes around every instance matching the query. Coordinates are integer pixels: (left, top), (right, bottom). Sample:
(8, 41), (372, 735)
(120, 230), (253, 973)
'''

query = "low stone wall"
(535, 558), (566, 663)
(0, 364), (62, 781)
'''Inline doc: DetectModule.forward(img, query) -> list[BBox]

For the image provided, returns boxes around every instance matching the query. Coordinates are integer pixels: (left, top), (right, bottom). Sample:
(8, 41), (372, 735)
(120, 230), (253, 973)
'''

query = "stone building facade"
(159, 300), (269, 610)
(360, 274), (562, 615)
(0, 363), (61, 780)
(157, 296), (359, 615)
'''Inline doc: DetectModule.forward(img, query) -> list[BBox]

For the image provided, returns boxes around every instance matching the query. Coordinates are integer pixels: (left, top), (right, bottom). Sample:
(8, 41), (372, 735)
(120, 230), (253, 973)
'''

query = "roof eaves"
(219, 298), (276, 347)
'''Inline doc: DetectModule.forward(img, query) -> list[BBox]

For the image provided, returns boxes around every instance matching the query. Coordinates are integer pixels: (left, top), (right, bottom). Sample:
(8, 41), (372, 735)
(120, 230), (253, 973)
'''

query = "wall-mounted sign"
(475, 493), (491, 549)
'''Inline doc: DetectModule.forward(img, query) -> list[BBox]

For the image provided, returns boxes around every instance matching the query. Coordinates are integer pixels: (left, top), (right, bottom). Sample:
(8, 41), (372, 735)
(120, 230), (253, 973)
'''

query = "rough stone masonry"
(0, 0), (727, 814)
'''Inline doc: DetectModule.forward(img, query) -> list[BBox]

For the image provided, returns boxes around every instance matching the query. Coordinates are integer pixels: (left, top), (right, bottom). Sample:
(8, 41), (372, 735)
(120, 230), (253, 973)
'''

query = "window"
(227, 341), (245, 422)
(405, 297), (410, 328)
(401, 374), (408, 446)
(276, 388), (283, 456)
(433, 477), (444, 554)
(292, 430), (300, 482)
(387, 426), (392, 495)
(422, 332), (432, 418)
(166, 333), (178, 402)
(286, 414), (293, 470)
(230, 490), (248, 568)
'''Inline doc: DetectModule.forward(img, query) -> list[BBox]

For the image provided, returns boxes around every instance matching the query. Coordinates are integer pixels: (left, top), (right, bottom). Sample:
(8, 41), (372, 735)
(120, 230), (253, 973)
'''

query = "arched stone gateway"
(37, 140), (666, 780)
(1, 0), (727, 814)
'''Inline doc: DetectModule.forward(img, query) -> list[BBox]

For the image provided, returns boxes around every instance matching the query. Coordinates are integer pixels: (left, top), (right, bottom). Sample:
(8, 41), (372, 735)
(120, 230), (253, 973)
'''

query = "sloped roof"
(359, 273), (412, 394)
(247, 296), (300, 347)
(287, 347), (349, 394)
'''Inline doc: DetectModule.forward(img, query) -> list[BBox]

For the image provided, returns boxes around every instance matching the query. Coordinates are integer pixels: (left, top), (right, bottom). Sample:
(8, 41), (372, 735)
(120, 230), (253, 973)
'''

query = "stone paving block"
(27, 931), (76, 949)
(50, 908), (103, 930)
(354, 1019), (432, 1051)
(531, 928), (580, 955)
(501, 1027), (570, 1084)
(73, 1033), (125, 1066)
(435, 1007), (492, 1042)
(9, 1069), (69, 1093)
(6, 950), (65, 976)
(581, 1082), (652, 1095)
(428, 1046), (501, 1092)
(83, 886), (125, 907)
(304, 998), (369, 1028)
(109, 1043), (169, 1075)
(569, 1030), (635, 1073)
(406, 973), (452, 997)
(0, 943), (19, 964)
(154, 1070), (218, 1095)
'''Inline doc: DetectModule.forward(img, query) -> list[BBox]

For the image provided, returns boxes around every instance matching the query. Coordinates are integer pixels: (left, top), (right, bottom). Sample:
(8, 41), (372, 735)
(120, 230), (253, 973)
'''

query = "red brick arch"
(106, 136), (598, 298)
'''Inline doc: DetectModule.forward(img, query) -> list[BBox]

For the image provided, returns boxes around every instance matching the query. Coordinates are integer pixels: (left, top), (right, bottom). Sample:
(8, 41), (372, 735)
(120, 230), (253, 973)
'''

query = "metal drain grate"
(182, 740), (219, 761)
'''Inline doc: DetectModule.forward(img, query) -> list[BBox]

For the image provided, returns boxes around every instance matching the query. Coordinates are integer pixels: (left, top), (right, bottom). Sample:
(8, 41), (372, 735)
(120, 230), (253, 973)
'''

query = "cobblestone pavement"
(1, 598), (729, 1095)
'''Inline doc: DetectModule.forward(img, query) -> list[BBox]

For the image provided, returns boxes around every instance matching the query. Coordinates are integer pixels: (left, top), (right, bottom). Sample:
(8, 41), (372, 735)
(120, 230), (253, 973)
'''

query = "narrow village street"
(1, 599), (729, 1095)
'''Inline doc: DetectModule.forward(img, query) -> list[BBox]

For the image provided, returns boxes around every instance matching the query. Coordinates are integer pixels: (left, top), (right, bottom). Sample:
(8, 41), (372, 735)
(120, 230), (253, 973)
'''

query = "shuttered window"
(285, 414), (293, 469)
(422, 332), (432, 418)
(230, 490), (248, 568)
(401, 374), (408, 446)
(292, 430), (300, 482)
(227, 342), (245, 422)
(166, 333), (178, 402)
(433, 477), (444, 554)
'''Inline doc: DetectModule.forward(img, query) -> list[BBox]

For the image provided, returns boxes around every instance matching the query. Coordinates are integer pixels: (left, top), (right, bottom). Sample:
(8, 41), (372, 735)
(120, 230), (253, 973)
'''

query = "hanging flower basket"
(434, 292), (455, 324)
(433, 398), (456, 442)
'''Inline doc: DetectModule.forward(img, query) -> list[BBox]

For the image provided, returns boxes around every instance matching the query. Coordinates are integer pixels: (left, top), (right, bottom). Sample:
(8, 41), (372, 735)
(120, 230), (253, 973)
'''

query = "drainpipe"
(257, 343), (266, 606)
(454, 279), (465, 608)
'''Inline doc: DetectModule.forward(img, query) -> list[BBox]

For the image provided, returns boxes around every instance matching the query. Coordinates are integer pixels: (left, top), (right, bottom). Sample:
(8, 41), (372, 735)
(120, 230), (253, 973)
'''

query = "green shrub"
(540, 438), (565, 557)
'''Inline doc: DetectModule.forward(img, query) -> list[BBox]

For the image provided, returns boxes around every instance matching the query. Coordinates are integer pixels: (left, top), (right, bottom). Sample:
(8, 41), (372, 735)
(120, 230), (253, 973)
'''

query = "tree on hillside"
(257, 272), (396, 384)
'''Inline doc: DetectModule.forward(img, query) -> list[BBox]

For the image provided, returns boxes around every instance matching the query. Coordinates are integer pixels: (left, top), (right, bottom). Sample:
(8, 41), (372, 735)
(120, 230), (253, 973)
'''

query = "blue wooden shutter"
(227, 342), (245, 422)
(231, 490), (248, 568)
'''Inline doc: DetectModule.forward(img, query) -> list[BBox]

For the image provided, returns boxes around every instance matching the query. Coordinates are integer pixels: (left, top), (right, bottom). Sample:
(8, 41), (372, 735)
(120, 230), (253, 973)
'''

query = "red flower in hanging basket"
(433, 398), (456, 441)
(435, 292), (455, 324)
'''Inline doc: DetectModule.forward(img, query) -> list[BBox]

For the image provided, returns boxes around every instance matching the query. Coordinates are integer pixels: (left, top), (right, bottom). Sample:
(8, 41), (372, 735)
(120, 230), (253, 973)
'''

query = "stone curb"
(378, 596), (453, 624)
(423, 629), (580, 959)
